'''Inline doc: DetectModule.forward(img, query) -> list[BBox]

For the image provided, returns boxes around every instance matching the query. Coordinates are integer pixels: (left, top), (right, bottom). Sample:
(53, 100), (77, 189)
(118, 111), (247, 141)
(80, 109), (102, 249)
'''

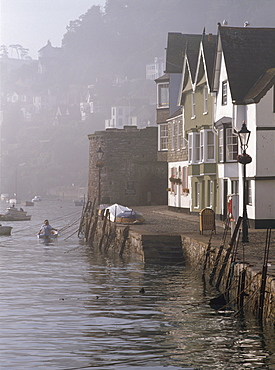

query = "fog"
(1, 0), (275, 200)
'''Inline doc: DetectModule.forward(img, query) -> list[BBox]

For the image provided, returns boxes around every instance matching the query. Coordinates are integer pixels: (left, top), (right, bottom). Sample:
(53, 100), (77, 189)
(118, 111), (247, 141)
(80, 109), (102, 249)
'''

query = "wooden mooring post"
(215, 217), (242, 290)
(258, 228), (272, 322)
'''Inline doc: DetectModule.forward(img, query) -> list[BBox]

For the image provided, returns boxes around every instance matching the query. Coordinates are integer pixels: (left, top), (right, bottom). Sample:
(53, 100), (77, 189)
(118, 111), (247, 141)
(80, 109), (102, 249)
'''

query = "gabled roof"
(194, 33), (217, 89)
(185, 36), (202, 80)
(218, 25), (275, 104)
(155, 73), (169, 83)
(165, 33), (201, 74)
(201, 33), (217, 89)
(179, 32), (216, 105)
(244, 68), (275, 104)
(167, 107), (182, 120)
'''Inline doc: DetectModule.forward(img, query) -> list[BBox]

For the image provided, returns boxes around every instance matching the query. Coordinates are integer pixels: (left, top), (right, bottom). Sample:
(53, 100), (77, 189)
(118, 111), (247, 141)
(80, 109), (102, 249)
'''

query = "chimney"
(208, 33), (213, 41)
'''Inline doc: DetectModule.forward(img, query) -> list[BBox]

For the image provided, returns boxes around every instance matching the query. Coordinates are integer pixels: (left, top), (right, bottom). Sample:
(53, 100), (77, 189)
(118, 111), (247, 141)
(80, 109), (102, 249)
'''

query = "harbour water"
(0, 200), (274, 369)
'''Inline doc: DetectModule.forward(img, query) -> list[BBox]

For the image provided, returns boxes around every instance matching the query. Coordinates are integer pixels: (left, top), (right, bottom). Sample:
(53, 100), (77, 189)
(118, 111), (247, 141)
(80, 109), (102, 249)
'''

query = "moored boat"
(0, 206), (32, 221)
(0, 225), (13, 235)
(74, 199), (85, 206)
(23, 200), (34, 206)
(32, 195), (42, 202)
(104, 203), (145, 224)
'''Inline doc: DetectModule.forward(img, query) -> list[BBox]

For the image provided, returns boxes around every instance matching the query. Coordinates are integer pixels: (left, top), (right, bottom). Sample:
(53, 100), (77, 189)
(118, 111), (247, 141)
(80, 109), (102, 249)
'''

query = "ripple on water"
(0, 200), (274, 369)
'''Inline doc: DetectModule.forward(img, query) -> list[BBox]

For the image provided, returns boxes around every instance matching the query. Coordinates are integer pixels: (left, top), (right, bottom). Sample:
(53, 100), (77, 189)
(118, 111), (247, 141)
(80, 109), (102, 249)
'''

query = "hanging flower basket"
(169, 177), (182, 184)
(237, 154), (252, 164)
(182, 188), (189, 194)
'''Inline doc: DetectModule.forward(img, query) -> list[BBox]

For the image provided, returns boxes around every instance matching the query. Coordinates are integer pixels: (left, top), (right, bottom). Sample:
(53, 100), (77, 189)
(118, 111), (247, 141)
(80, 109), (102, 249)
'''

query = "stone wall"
(82, 212), (275, 324)
(88, 126), (168, 206)
(182, 235), (275, 324)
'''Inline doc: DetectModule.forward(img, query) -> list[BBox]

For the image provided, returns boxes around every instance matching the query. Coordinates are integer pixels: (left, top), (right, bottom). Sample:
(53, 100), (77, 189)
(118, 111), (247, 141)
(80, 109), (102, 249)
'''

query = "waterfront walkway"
(133, 205), (275, 278)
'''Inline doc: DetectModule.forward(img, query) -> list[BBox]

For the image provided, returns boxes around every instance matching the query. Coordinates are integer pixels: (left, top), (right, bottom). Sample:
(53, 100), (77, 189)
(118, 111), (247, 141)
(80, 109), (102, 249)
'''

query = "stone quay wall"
(87, 126), (168, 206)
(82, 212), (275, 324)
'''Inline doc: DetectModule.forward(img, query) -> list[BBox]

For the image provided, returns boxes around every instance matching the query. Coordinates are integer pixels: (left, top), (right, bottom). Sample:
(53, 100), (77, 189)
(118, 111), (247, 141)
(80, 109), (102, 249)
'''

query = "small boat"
(23, 200), (34, 206)
(0, 206), (32, 221)
(104, 203), (145, 224)
(74, 199), (85, 206)
(116, 210), (145, 224)
(37, 230), (58, 239)
(32, 195), (42, 202)
(0, 225), (13, 235)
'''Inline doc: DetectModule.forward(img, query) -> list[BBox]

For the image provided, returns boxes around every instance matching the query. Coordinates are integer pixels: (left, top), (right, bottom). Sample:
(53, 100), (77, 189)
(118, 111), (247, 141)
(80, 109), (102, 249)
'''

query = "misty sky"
(0, 0), (106, 59)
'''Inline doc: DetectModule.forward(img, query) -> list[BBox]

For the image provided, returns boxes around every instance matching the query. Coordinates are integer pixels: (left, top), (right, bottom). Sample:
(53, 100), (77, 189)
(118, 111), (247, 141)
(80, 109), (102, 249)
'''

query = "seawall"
(82, 211), (275, 325)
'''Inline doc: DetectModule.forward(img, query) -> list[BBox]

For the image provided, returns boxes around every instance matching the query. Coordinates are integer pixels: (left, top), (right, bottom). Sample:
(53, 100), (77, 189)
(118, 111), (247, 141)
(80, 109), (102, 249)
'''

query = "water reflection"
(0, 200), (274, 369)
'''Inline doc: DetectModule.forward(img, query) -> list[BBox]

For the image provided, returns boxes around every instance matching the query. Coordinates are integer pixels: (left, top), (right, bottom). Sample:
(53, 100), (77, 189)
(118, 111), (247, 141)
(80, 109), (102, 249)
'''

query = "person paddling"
(38, 219), (57, 237)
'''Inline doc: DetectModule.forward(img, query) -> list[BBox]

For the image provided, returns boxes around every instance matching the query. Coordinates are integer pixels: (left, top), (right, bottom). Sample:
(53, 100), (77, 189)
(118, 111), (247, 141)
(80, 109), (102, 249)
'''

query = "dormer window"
(157, 83), (169, 108)
(222, 81), (228, 105)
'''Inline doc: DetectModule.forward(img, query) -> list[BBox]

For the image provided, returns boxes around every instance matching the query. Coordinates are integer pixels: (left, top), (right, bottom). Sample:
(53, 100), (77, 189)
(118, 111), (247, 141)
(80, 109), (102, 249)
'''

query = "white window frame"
(159, 123), (168, 151)
(226, 128), (238, 162)
(222, 80), (228, 105)
(191, 92), (196, 118)
(200, 131), (204, 163)
(194, 182), (200, 209)
(209, 180), (214, 208)
(203, 85), (208, 114)
(157, 83), (169, 108)
(172, 120), (176, 150)
(177, 120), (181, 151)
(206, 130), (215, 162)
(188, 134), (192, 163)
(194, 133), (200, 163)
(188, 132), (200, 163)
(218, 128), (224, 162)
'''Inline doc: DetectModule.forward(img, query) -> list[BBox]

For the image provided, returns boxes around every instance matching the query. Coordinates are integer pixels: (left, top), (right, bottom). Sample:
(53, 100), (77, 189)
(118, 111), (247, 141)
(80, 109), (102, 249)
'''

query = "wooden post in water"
(98, 209), (109, 251)
(258, 228), (271, 322)
(119, 226), (130, 257)
(238, 268), (247, 312)
(215, 217), (242, 290)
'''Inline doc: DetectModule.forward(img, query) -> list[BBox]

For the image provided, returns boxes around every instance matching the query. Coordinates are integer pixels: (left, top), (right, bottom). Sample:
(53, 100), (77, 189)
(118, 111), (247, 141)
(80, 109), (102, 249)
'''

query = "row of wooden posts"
(204, 215), (272, 323)
(78, 198), (130, 256)
(78, 200), (273, 323)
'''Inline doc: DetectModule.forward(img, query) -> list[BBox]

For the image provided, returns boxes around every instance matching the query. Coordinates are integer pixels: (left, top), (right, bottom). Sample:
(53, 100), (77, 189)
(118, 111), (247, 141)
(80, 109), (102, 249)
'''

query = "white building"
(212, 25), (275, 228)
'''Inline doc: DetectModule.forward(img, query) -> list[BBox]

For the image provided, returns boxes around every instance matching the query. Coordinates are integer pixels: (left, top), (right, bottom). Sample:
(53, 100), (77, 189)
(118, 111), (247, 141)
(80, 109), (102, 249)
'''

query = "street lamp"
(237, 121), (252, 243)
(96, 147), (104, 205)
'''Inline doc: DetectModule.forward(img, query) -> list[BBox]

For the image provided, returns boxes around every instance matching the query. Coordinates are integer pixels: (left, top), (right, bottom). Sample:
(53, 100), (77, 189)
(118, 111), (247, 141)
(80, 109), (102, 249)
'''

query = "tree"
(0, 45), (9, 58)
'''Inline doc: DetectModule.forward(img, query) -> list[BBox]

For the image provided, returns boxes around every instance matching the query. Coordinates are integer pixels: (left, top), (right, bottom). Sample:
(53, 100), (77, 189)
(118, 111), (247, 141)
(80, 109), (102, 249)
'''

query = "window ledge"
(203, 111), (208, 115)
(191, 115), (196, 120)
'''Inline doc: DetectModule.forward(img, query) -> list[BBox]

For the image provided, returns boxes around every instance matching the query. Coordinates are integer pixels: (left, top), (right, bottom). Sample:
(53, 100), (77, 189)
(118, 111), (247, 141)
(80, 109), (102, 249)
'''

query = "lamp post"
(237, 121), (252, 243)
(96, 147), (104, 205)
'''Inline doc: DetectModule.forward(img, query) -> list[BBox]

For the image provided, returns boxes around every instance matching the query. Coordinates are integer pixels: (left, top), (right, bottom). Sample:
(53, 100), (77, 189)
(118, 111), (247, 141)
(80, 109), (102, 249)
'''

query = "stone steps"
(141, 235), (184, 265)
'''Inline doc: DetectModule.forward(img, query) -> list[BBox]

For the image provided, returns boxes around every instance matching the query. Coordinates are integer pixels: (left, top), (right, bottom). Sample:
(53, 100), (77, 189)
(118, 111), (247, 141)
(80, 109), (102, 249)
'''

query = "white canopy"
(104, 203), (132, 222)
